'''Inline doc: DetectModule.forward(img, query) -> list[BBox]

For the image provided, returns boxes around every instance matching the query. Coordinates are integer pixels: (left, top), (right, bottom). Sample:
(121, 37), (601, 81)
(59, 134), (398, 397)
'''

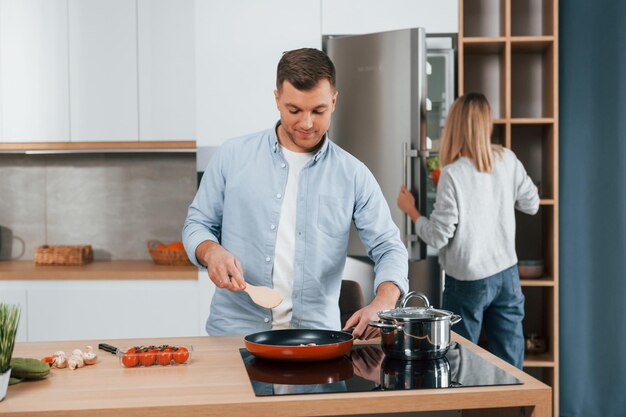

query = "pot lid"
(378, 306), (455, 322)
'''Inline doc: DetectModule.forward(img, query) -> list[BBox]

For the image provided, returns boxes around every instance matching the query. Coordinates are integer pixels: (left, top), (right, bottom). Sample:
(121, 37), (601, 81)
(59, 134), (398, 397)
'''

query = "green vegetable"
(9, 358), (50, 380)
(426, 156), (440, 172)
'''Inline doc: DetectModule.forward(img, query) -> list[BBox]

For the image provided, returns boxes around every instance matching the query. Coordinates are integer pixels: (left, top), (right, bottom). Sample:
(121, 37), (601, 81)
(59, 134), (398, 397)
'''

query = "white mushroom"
(82, 351), (97, 365)
(54, 350), (66, 358)
(54, 355), (68, 369)
(72, 349), (84, 357)
(68, 354), (84, 370)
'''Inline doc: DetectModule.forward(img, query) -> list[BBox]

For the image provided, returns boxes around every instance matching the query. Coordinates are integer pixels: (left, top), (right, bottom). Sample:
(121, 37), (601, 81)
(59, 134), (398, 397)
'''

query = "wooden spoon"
(244, 284), (284, 309)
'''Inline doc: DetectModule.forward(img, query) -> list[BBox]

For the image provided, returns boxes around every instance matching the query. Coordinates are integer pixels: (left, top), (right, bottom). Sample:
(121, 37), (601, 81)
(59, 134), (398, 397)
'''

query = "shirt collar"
(270, 121), (330, 163)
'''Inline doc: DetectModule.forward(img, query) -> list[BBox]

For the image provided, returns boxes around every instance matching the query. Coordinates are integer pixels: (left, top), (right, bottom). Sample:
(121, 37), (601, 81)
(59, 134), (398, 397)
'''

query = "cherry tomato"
(157, 348), (173, 366)
(139, 348), (157, 366)
(173, 346), (190, 364)
(41, 356), (54, 366)
(122, 348), (139, 368)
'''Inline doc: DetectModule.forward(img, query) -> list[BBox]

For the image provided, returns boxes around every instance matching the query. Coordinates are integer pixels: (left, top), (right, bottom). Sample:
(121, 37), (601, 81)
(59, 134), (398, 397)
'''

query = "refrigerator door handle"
(403, 142), (419, 248)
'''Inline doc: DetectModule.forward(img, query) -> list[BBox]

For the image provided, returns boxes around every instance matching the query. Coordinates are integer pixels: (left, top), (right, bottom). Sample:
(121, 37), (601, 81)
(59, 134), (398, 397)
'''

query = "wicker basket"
(34, 245), (93, 266)
(147, 240), (192, 266)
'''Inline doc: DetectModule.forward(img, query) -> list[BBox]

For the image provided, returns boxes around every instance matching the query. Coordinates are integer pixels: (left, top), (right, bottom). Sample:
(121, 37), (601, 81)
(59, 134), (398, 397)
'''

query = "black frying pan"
(244, 329), (354, 362)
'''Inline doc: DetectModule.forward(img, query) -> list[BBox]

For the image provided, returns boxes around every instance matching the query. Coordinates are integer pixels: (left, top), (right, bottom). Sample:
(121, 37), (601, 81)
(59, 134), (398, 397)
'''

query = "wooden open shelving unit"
(459, 0), (559, 415)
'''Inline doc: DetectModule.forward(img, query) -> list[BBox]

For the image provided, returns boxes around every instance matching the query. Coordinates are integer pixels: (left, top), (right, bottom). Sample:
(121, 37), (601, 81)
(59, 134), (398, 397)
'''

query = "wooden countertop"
(0, 260), (198, 280)
(1, 334), (551, 417)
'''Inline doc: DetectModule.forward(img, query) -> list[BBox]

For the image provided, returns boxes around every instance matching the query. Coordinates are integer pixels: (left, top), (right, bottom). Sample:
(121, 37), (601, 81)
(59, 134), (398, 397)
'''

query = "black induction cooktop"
(241, 342), (522, 396)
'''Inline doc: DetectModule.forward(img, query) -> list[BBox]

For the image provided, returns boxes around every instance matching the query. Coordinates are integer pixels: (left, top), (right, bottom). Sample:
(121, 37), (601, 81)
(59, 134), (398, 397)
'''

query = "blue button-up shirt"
(183, 125), (408, 335)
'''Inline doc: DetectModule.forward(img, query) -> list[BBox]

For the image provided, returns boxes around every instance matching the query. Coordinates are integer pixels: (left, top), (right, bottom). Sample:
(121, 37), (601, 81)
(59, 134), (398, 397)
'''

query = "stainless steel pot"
(379, 356), (451, 390)
(368, 291), (461, 360)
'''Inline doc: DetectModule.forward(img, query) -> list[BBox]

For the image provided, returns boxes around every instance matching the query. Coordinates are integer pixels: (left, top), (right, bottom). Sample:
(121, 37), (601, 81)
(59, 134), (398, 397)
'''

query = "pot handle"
(368, 321), (400, 331)
(450, 314), (462, 325)
(400, 291), (431, 308)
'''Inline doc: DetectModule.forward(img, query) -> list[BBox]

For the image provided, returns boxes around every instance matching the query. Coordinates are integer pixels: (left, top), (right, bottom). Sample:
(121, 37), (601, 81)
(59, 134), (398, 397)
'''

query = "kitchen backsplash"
(0, 153), (196, 261)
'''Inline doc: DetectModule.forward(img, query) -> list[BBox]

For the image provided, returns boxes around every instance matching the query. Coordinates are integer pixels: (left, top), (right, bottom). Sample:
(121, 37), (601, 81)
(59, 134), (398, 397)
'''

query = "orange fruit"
(166, 242), (185, 251)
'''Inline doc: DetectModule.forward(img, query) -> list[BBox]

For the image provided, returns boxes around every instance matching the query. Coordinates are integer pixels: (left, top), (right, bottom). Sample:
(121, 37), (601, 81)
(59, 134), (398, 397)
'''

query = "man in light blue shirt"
(183, 48), (408, 339)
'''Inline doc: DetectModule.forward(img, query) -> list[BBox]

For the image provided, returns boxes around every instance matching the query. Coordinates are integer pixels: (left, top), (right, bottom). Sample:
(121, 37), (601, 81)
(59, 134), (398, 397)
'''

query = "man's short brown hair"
(276, 48), (336, 92)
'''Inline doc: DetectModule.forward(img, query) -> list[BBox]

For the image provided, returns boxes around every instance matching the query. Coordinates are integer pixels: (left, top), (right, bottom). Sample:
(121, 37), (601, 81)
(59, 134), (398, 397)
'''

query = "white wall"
(195, 0), (322, 147)
(321, 0), (458, 35)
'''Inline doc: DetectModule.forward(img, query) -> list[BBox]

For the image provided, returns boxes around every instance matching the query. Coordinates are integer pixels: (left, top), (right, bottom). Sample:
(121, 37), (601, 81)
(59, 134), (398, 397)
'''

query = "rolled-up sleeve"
(352, 163), (409, 296)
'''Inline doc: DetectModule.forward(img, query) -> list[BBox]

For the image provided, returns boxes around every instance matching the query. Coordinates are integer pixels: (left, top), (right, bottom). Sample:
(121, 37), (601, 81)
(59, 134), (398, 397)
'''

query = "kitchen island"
(1, 334), (550, 417)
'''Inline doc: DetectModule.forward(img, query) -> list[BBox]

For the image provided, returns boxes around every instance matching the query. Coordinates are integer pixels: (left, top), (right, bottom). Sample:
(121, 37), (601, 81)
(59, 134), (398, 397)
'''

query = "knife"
(98, 343), (120, 355)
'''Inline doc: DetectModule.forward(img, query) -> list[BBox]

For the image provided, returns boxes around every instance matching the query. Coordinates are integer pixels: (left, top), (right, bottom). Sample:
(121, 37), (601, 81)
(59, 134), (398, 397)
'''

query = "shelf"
(491, 124), (506, 146)
(463, 0), (505, 37)
(511, 45), (555, 118)
(0, 260), (198, 280)
(521, 278), (555, 287)
(516, 206), (554, 270)
(511, 36), (554, 52)
(0, 141), (197, 154)
(511, 0), (555, 37)
(511, 124), (555, 199)
(462, 38), (505, 53)
(463, 50), (505, 118)
(510, 117), (554, 125)
(524, 353), (555, 368)
(460, 2), (559, 414)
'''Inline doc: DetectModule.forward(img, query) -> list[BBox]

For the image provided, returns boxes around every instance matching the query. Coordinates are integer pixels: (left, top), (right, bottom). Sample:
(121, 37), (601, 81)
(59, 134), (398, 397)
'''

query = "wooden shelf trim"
(524, 355), (556, 368)
(462, 36), (507, 43)
(510, 118), (555, 124)
(521, 279), (555, 287)
(0, 141), (196, 152)
(0, 260), (198, 280)
(539, 199), (556, 205)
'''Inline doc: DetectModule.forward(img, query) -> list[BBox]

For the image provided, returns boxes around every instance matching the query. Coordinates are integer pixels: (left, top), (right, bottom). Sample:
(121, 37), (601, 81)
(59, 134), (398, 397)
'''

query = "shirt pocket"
(317, 195), (352, 238)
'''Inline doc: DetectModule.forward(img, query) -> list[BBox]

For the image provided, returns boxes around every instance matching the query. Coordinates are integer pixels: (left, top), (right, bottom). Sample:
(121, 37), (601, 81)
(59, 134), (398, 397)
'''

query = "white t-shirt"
(271, 146), (313, 329)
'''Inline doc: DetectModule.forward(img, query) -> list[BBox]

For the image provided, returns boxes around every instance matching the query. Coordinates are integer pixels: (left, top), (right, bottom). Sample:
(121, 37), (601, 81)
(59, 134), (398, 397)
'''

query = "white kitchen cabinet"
(0, 280), (202, 342)
(195, 0), (322, 147)
(0, 0), (70, 142)
(137, 0), (195, 141)
(321, 0), (458, 35)
(68, 0), (138, 141)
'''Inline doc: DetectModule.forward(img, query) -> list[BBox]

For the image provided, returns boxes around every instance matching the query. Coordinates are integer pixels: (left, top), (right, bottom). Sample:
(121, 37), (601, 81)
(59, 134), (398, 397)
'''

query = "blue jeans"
(443, 265), (525, 369)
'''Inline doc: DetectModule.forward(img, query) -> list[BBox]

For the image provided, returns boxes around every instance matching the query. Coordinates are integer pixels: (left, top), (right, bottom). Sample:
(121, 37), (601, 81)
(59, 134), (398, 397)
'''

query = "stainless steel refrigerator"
(327, 28), (454, 308)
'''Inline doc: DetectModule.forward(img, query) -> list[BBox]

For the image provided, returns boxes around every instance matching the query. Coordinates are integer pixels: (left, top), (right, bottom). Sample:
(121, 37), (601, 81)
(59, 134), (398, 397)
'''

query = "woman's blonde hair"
(439, 93), (502, 172)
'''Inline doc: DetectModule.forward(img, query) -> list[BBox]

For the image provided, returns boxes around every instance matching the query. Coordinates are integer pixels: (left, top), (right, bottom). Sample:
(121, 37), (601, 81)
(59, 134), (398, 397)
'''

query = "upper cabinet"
(68, 0), (139, 141)
(321, 0), (458, 35)
(0, 0), (70, 142)
(0, 0), (195, 144)
(137, 0), (195, 141)
(195, 0), (321, 147)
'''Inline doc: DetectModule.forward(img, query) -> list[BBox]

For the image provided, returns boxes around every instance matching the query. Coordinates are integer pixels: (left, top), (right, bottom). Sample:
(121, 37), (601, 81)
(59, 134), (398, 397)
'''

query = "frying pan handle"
(368, 321), (400, 331)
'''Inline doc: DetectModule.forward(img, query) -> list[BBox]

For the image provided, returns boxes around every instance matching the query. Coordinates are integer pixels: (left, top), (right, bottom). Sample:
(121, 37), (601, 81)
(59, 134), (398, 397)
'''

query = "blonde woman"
(397, 93), (539, 369)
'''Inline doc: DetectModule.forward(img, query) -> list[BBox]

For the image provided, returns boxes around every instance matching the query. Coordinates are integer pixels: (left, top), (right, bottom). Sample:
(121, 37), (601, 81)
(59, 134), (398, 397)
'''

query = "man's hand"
(350, 346), (384, 384)
(196, 241), (246, 291)
(343, 281), (401, 340)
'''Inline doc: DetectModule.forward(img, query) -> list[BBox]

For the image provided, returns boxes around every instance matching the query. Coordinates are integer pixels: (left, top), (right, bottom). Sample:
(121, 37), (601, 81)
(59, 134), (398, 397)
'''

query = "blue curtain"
(560, 2), (626, 416)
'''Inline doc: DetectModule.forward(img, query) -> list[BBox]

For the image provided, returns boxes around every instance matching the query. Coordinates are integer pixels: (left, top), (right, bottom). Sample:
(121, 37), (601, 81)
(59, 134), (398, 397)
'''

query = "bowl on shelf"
(518, 259), (544, 279)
